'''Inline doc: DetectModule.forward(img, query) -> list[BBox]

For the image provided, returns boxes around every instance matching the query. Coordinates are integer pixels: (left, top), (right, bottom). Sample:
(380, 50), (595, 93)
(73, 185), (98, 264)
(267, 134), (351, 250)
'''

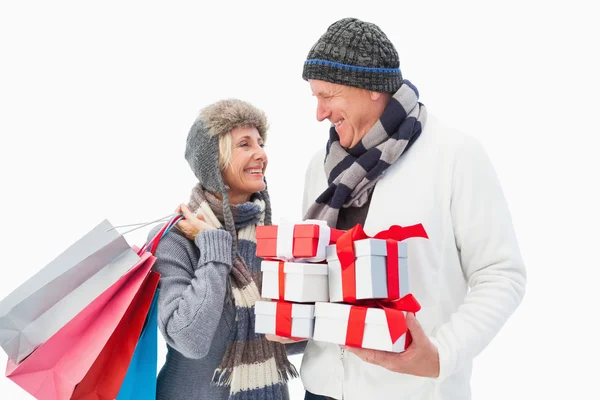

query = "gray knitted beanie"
(302, 17), (403, 93)
(184, 99), (272, 246)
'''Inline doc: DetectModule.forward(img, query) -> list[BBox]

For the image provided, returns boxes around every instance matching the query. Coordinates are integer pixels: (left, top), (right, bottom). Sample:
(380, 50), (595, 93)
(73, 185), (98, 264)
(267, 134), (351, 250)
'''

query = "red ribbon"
(385, 239), (399, 300)
(336, 223), (428, 302)
(278, 261), (285, 300)
(345, 294), (422, 347)
(336, 223), (427, 348)
(275, 301), (292, 337)
(345, 306), (368, 347)
(274, 301), (305, 340)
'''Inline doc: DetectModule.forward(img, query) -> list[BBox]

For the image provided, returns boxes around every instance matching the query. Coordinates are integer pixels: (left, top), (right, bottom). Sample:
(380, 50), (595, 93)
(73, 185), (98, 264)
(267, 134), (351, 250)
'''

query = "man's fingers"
(345, 347), (376, 364)
(406, 312), (425, 343)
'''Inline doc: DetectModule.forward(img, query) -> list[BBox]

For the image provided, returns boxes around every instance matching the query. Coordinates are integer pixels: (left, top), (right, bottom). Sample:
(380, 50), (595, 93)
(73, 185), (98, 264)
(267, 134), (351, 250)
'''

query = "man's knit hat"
(184, 99), (272, 245)
(302, 17), (403, 93)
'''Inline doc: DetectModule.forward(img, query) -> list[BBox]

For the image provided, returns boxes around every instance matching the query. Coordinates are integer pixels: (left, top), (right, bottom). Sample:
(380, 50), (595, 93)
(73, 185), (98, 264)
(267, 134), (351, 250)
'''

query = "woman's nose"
(254, 145), (267, 161)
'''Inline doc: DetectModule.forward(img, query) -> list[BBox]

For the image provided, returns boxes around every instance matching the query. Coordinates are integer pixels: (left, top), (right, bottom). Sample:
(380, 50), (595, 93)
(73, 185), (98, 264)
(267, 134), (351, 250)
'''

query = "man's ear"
(370, 91), (383, 101)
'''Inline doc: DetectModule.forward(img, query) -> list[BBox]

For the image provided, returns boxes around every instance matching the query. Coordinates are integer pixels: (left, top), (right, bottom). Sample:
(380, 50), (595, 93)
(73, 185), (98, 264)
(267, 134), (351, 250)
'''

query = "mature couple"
(149, 17), (527, 400)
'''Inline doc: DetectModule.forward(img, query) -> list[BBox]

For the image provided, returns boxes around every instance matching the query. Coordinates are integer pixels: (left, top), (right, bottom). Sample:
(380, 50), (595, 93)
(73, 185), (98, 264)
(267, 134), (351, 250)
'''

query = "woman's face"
(222, 126), (268, 204)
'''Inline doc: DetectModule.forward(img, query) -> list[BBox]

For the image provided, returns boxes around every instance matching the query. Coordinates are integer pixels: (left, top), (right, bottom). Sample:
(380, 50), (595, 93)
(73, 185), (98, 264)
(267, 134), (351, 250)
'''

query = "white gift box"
(326, 238), (409, 302)
(261, 260), (329, 303)
(312, 302), (409, 353)
(254, 301), (315, 339)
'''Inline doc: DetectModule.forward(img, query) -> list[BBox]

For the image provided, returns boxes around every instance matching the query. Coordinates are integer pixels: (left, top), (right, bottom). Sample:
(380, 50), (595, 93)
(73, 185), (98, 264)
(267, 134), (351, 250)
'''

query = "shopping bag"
(113, 214), (181, 400)
(5, 252), (155, 400)
(0, 220), (141, 363)
(116, 289), (160, 400)
(69, 271), (160, 400)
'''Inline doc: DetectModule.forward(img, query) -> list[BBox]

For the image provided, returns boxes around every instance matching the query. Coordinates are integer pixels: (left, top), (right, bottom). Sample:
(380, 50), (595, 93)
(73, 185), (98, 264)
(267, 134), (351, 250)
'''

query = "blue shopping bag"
(116, 289), (159, 400)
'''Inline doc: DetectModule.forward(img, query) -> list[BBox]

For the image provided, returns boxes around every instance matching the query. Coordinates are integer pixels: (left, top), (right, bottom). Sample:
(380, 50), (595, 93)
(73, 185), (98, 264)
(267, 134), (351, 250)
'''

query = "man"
(300, 17), (527, 400)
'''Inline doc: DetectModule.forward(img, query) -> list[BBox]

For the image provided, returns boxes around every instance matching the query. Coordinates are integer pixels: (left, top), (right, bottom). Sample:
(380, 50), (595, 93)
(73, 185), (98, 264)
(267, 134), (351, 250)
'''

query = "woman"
(150, 99), (300, 400)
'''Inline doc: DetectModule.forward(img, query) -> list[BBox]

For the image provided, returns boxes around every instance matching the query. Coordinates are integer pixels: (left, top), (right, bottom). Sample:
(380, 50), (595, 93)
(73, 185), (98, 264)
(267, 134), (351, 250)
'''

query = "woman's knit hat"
(184, 99), (272, 246)
(302, 17), (403, 93)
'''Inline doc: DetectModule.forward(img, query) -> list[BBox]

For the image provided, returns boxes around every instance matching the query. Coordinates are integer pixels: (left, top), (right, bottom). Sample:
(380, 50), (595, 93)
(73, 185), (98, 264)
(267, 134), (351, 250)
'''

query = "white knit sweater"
(300, 113), (527, 400)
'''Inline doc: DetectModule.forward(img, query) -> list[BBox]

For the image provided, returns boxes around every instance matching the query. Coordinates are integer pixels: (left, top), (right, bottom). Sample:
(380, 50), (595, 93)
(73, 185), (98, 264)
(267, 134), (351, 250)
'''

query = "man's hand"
(343, 312), (440, 378)
(175, 204), (216, 241)
(264, 334), (308, 344)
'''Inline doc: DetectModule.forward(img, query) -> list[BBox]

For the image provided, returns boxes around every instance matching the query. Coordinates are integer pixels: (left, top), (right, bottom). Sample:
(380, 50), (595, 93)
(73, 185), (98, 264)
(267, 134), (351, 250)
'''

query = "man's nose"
(316, 102), (331, 122)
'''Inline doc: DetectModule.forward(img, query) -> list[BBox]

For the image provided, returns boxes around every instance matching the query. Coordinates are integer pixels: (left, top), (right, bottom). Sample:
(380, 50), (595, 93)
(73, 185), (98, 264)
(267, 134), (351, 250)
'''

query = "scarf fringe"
(211, 367), (233, 387)
(211, 363), (299, 388)
(278, 362), (299, 382)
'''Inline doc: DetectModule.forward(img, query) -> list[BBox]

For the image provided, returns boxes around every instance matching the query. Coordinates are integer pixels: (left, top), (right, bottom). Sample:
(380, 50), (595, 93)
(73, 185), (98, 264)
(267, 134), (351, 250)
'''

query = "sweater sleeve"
(152, 228), (233, 359)
(430, 136), (527, 381)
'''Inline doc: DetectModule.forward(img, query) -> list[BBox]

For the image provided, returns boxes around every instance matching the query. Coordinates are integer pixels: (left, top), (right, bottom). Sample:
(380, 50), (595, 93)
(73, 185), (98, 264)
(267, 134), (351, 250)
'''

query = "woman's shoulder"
(147, 224), (198, 259)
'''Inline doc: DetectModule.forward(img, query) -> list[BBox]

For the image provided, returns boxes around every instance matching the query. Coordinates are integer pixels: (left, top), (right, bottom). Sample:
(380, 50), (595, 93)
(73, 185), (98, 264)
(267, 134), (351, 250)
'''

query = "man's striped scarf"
(188, 185), (297, 400)
(304, 80), (427, 227)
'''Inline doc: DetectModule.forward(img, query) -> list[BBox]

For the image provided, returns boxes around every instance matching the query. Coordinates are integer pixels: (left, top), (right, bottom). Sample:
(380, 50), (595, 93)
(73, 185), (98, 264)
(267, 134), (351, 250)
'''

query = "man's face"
(309, 79), (382, 148)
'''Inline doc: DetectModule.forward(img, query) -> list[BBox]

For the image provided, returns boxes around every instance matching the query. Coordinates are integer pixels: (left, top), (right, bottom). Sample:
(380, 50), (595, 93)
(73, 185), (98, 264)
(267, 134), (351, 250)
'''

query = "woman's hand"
(264, 334), (308, 344)
(175, 204), (216, 241)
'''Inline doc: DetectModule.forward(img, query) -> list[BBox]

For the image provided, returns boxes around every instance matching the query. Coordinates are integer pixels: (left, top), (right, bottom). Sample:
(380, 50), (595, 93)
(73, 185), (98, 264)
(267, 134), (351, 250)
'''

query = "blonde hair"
(218, 132), (233, 171)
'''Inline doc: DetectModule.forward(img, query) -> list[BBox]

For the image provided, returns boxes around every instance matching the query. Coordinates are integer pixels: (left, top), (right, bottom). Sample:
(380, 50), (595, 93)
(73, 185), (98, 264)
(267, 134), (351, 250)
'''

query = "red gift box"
(256, 222), (344, 261)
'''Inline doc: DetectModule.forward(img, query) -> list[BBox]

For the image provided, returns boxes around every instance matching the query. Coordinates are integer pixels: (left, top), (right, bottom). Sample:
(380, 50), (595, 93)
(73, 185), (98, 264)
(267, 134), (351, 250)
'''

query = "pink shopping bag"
(5, 251), (155, 400)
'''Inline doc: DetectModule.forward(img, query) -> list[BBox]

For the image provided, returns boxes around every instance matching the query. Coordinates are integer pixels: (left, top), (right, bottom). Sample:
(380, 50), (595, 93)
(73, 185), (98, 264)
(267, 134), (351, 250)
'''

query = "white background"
(1, 0), (598, 399)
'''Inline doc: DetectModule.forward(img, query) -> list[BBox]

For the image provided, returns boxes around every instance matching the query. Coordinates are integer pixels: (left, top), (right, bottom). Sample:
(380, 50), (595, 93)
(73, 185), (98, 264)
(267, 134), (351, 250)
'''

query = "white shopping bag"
(0, 219), (140, 363)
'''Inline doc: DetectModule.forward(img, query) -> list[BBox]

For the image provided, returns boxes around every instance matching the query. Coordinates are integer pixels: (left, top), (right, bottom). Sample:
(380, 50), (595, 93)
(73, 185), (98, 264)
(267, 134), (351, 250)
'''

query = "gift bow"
(345, 293), (422, 348)
(336, 223), (429, 302)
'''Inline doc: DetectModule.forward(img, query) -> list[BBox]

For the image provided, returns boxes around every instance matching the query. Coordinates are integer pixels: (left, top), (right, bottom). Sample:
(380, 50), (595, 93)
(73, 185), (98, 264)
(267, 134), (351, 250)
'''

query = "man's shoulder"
(303, 147), (327, 181)
(423, 113), (482, 157)
(425, 113), (467, 142)
(307, 147), (326, 168)
(301, 147), (328, 216)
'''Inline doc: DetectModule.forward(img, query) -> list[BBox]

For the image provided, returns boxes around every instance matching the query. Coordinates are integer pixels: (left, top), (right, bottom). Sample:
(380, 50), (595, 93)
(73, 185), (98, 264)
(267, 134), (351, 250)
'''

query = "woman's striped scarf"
(188, 185), (297, 400)
(304, 80), (427, 227)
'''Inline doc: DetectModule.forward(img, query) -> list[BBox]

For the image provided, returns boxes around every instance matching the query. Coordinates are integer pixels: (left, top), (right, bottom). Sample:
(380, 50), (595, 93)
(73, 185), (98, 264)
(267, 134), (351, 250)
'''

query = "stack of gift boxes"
(254, 220), (343, 340)
(254, 220), (427, 353)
